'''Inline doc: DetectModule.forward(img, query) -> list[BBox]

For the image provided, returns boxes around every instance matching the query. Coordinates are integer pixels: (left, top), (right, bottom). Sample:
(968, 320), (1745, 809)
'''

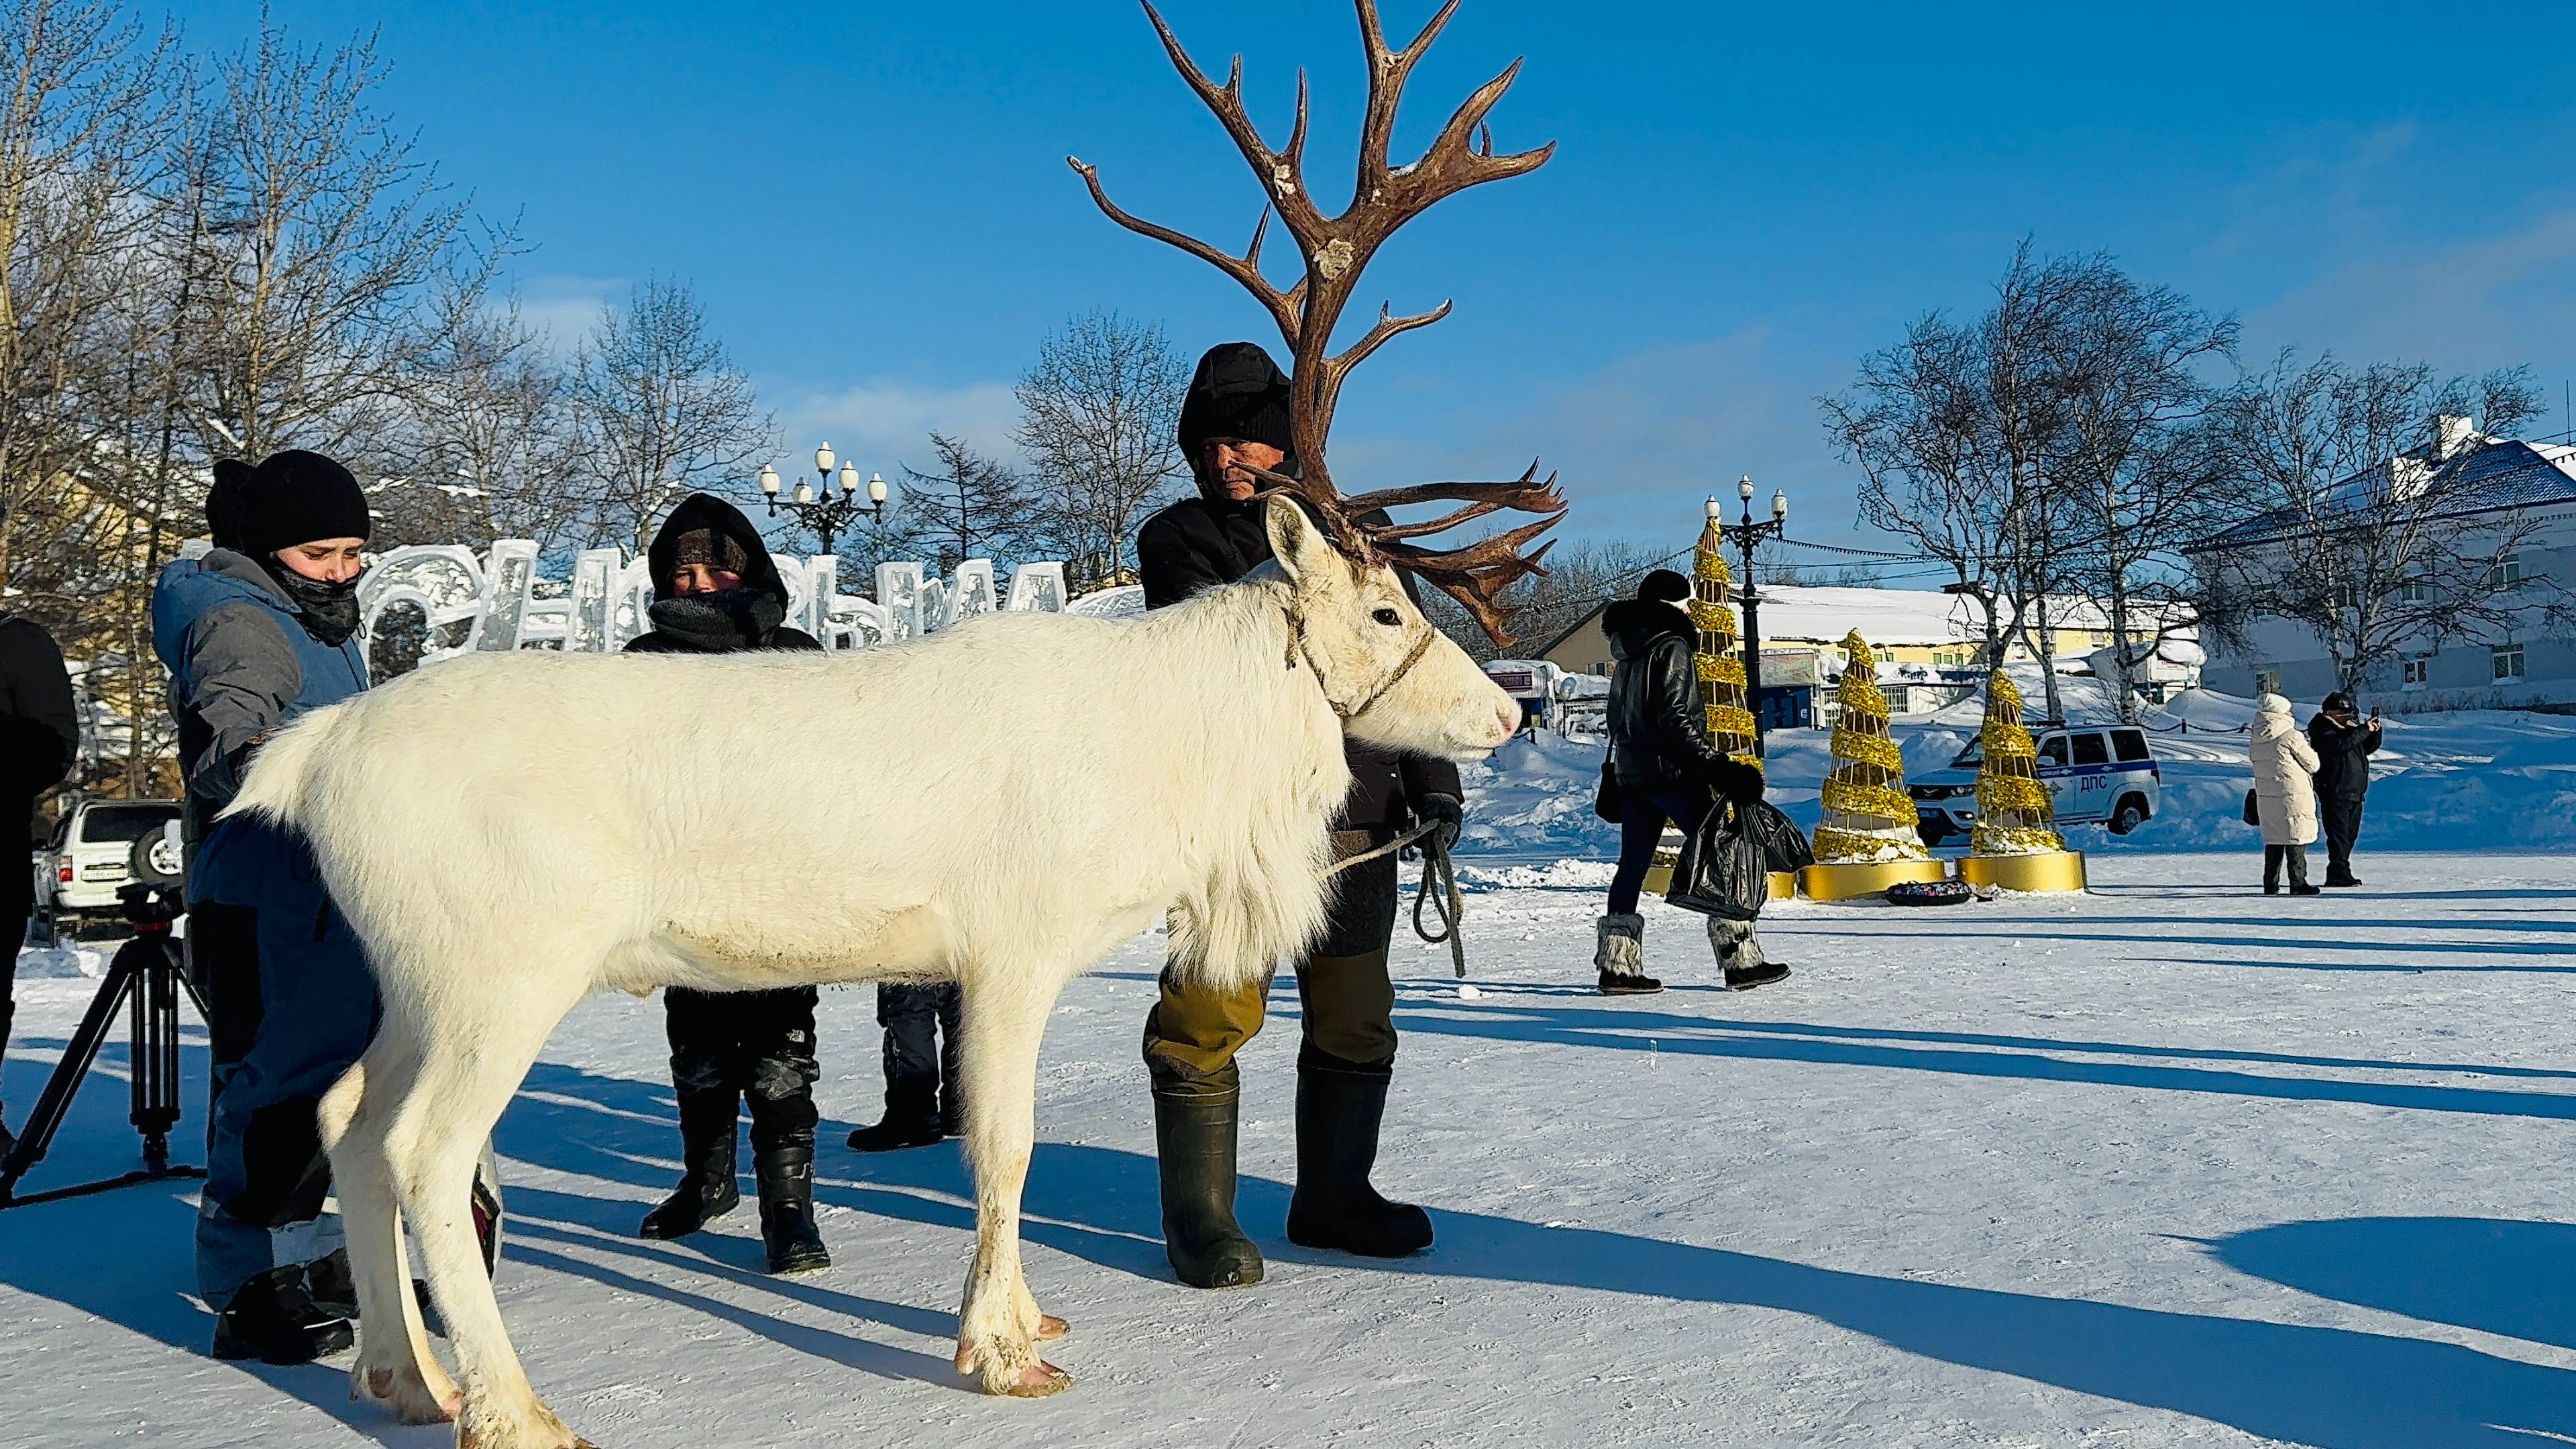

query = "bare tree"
(1823, 309), (2025, 668)
(380, 285), (577, 547)
(2035, 252), (2237, 720)
(2197, 352), (2560, 700)
(0, 0), (169, 614)
(1012, 307), (1187, 586)
(182, 19), (494, 465)
(902, 431), (1030, 573)
(571, 275), (771, 549)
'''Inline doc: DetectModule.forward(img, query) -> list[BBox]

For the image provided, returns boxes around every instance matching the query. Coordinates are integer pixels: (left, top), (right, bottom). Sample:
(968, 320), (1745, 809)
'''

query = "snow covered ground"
(12, 849), (2576, 1446)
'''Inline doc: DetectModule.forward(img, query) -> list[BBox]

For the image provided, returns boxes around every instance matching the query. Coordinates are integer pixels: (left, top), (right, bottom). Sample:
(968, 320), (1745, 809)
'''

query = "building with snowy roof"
(2190, 417), (2576, 705)
(1532, 583), (2189, 714)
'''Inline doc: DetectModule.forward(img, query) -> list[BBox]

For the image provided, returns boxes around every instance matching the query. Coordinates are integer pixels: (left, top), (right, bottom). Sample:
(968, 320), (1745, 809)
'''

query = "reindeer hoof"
(998, 1362), (1075, 1399)
(356, 1363), (460, 1425)
(1036, 1314), (1069, 1343)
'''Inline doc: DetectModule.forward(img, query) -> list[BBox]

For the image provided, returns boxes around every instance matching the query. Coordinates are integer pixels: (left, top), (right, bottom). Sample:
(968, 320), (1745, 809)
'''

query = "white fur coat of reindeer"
(229, 499), (1519, 1446)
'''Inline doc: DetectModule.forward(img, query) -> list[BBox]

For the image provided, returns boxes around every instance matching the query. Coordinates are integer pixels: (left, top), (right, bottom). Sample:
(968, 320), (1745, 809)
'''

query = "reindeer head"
(1264, 496), (1520, 757)
(1073, 0), (1566, 647)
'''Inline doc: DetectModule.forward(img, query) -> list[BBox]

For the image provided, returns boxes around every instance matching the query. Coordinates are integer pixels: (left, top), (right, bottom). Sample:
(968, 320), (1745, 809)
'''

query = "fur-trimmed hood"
(1602, 597), (1694, 662)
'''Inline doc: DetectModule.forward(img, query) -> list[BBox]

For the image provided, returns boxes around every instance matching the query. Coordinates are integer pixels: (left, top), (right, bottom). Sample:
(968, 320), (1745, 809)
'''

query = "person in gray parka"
(151, 452), (502, 1365)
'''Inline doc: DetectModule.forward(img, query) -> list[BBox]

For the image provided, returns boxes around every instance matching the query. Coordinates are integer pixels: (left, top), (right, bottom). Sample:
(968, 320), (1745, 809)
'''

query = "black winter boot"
(754, 1145), (831, 1275)
(845, 1112), (945, 1152)
(639, 1088), (741, 1240)
(1152, 1089), (1264, 1289)
(1285, 1064), (1433, 1259)
(211, 1264), (354, 1365)
(301, 1248), (436, 1330)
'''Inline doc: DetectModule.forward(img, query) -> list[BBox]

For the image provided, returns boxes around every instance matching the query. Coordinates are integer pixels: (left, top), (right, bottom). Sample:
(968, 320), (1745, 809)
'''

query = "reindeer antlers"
(1069, 0), (1564, 645)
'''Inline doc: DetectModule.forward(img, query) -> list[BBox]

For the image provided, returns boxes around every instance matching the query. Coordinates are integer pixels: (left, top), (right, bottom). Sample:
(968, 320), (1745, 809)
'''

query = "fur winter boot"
(1286, 1063), (1434, 1258)
(1594, 912), (1660, 995)
(1152, 1089), (1265, 1289)
(1710, 917), (1791, 991)
(639, 1087), (741, 1240)
(755, 1144), (831, 1276)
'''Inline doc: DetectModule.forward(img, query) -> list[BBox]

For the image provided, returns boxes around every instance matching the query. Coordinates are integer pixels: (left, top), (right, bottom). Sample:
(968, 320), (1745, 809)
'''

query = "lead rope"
(1322, 820), (1470, 979)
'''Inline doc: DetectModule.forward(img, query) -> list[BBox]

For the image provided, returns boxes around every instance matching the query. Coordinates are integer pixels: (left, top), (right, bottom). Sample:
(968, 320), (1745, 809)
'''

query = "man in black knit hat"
(1132, 341), (1466, 1290)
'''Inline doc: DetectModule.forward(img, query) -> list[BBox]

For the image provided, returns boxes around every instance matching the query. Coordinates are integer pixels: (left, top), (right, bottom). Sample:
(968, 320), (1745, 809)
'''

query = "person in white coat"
(2249, 693), (2322, 895)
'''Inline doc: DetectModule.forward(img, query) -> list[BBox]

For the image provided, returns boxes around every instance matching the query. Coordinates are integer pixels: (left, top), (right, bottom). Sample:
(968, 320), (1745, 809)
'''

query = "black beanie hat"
(232, 449), (371, 558)
(1638, 568), (1691, 603)
(206, 459), (254, 550)
(1176, 342), (1296, 464)
(2322, 691), (2355, 714)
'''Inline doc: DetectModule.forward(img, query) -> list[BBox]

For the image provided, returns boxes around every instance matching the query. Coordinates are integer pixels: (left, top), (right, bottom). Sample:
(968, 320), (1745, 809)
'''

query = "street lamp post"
(760, 441), (888, 555)
(1713, 476), (1789, 755)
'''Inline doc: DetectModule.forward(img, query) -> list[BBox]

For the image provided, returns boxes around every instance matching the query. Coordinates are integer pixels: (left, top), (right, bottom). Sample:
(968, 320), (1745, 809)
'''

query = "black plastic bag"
(1665, 800), (1768, 921)
(1748, 799), (1814, 871)
(2241, 788), (2259, 826)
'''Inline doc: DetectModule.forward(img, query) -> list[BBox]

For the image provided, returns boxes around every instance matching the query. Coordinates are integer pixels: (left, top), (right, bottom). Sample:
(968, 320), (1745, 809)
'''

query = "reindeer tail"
(218, 702), (350, 830)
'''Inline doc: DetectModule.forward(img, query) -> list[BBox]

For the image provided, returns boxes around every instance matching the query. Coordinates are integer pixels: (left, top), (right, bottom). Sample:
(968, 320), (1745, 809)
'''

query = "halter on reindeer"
(223, 3), (1562, 1444)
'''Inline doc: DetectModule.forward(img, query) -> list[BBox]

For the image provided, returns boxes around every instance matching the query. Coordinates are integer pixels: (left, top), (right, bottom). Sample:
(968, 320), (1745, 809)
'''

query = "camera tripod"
(0, 882), (207, 1209)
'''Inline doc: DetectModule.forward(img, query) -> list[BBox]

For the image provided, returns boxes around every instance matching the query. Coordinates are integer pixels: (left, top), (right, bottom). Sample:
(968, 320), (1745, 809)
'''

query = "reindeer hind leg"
(322, 1045), (459, 1424)
(385, 972), (592, 1449)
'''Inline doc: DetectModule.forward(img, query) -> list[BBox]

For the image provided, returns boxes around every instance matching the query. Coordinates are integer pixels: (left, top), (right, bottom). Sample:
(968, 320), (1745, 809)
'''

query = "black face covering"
(645, 587), (786, 653)
(265, 560), (365, 647)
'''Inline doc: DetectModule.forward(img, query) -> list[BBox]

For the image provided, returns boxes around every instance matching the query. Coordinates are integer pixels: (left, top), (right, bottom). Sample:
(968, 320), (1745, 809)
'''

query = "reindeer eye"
(1372, 608), (1402, 627)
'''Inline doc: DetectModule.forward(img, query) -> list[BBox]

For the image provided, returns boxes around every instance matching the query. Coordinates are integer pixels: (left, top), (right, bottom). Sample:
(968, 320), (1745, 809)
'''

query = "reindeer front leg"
(951, 979), (1073, 1397)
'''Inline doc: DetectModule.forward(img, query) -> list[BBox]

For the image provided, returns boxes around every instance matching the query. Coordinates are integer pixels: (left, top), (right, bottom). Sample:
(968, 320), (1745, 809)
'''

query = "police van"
(1908, 724), (2161, 846)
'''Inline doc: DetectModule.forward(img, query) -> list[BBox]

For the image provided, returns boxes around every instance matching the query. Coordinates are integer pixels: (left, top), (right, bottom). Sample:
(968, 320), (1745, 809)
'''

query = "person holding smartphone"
(2306, 692), (2383, 888)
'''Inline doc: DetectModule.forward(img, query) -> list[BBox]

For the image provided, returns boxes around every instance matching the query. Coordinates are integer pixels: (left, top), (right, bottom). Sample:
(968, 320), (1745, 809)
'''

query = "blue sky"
(166, 1), (2576, 560)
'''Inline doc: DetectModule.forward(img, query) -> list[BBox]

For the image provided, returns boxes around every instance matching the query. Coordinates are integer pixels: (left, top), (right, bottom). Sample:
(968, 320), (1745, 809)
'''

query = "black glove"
(1710, 759), (1766, 807)
(1416, 793), (1464, 851)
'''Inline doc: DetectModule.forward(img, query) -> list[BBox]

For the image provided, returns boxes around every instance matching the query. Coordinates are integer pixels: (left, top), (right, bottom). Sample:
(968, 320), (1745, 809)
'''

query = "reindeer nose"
(1487, 699), (1519, 745)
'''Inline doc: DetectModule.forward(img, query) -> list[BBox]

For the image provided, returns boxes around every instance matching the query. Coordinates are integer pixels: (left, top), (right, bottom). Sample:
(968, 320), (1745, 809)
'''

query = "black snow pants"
(876, 983), (962, 1130)
(2320, 792), (2366, 882)
(662, 987), (820, 1153)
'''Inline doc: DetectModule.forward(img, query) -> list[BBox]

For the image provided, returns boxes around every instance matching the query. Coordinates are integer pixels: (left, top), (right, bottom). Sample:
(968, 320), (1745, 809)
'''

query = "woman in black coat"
(1597, 570), (1785, 996)
(625, 494), (831, 1276)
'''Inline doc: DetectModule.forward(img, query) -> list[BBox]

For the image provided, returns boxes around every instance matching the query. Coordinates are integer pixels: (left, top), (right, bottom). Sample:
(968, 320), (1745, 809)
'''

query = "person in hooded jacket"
(0, 606), (77, 1159)
(152, 451), (386, 1364)
(2305, 690), (2381, 887)
(1597, 570), (1784, 995)
(1132, 341), (1466, 1291)
(2249, 692), (2322, 895)
(625, 492), (833, 1276)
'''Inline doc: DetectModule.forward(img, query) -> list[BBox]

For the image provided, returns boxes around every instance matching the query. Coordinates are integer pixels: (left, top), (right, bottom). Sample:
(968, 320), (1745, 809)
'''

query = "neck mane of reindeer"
(1071, 0), (1566, 645)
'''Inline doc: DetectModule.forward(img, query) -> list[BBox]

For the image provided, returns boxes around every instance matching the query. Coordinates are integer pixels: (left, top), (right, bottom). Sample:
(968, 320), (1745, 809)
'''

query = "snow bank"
(13, 946), (107, 980)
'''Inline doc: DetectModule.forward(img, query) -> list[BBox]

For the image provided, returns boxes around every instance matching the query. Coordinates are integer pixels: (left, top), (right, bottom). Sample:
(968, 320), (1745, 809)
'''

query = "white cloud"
(501, 273), (623, 356)
(770, 378), (1024, 480)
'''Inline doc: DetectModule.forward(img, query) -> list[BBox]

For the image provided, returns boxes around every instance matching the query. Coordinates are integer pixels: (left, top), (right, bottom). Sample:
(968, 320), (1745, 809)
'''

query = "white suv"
(1909, 725), (2161, 847)
(33, 798), (180, 943)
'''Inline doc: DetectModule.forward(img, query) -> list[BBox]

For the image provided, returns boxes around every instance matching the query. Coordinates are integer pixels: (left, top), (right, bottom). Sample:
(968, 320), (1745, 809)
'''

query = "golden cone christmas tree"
(1815, 631), (1931, 863)
(1971, 670), (2066, 855)
(1690, 515), (1758, 765)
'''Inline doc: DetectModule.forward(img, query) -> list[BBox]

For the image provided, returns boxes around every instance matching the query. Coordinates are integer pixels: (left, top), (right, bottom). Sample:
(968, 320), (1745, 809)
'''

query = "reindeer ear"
(1263, 495), (1333, 586)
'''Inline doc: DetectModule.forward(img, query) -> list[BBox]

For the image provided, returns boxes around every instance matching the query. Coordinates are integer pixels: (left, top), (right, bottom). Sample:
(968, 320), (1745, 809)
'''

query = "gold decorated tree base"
(1799, 857), (1953, 902)
(1960, 851), (2088, 894)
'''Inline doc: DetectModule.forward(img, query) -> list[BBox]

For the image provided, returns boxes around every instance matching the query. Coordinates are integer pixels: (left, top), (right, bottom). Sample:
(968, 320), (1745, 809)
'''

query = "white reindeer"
(226, 498), (1522, 1446)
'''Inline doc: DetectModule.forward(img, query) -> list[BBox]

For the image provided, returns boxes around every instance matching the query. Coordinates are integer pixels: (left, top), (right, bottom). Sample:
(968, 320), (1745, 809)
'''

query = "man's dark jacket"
(1134, 492), (1460, 832)
(1, 614), (77, 834)
(626, 494), (822, 655)
(2306, 712), (2382, 802)
(1603, 598), (1761, 800)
